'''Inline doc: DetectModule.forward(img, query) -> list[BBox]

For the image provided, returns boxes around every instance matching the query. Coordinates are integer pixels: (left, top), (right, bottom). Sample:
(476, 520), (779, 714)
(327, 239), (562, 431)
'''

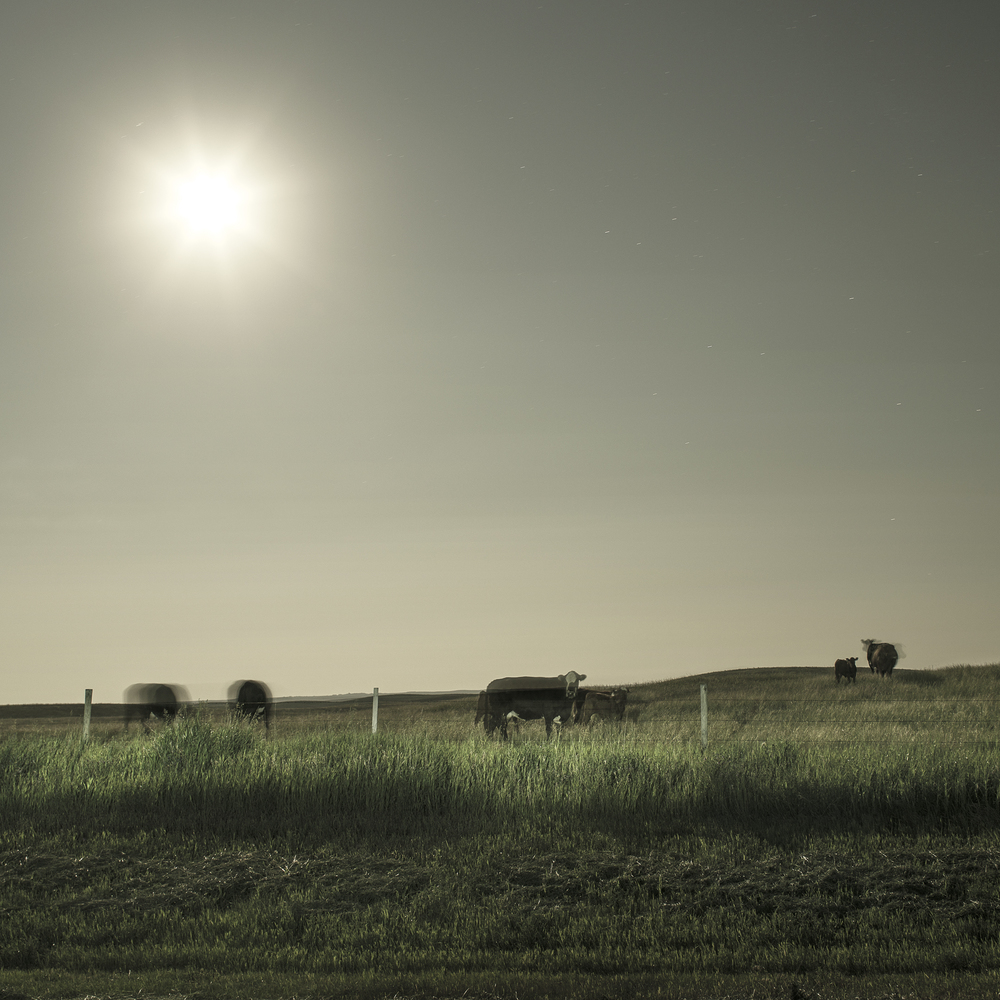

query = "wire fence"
(636, 682), (1000, 748)
(7, 679), (1000, 750)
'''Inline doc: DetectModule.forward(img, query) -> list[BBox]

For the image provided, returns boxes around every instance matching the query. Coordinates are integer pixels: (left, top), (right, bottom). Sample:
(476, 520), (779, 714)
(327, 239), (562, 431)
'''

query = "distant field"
(2, 664), (1000, 1000)
(7, 664), (1000, 747)
(0, 689), (480, 739)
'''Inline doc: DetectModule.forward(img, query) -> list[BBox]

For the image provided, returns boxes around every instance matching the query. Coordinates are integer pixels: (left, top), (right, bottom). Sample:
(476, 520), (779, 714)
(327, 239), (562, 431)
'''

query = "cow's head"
(861, 639), (878, 670)
(562, 670), (586, 699)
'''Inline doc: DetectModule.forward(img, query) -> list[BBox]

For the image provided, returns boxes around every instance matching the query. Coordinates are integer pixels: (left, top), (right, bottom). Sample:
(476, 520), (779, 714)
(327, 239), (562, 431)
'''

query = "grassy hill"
(2, 663), (1000, 1000)
(6, 662), (999, 747)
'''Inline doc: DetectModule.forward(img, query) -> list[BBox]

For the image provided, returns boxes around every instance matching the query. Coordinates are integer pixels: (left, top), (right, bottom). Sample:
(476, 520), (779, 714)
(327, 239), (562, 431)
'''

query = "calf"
(834, 657), (858, 684)
(579, 688), (629, 723)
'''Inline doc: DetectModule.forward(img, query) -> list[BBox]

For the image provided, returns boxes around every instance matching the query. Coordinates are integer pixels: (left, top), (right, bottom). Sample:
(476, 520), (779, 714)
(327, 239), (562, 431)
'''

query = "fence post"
(82, 689), (93, 744)
(372, 687), (379, 734)
(700, 684), (708, 748)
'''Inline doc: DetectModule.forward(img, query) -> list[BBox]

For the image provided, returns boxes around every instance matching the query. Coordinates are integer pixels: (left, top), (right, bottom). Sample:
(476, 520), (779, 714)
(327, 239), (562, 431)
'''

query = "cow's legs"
(502, 711), (521, 741)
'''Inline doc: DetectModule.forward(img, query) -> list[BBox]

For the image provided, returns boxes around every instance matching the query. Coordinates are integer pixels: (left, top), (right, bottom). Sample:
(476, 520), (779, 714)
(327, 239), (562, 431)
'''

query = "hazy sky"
(2, 1), (998, 704)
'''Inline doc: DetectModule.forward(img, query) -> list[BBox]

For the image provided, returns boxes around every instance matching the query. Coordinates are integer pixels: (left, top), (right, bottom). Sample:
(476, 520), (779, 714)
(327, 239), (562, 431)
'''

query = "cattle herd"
(474, 671), (630, 739)
(834, 639), (901, 684)
(121, 640), (897, 738)
(121, 673), (627, 740)
(123, 679), (273, 731)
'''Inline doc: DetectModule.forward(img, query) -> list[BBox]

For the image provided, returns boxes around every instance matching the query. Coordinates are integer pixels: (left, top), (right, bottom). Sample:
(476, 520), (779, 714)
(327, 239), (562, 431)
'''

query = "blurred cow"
(228, 679), (273, 731)
(124, 683), (189, 732)
(861, 639), (899, 678)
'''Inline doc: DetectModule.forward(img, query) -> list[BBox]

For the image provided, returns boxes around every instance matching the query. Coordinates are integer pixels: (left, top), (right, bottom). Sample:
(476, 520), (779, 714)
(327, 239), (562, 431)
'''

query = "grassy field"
(2, 664), (1000, 1000)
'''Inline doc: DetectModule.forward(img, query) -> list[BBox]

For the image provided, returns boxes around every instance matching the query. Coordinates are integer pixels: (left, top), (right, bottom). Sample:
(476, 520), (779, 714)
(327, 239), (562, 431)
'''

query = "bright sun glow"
(173, 174), (245, 234)
(130, 138), (283, 273)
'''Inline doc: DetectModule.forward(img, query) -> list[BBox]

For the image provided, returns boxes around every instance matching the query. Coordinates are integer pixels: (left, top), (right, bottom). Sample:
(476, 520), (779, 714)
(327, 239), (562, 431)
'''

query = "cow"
(488, 671), (586, 701)
(124, 683), (189, 732)
(576, 687), (629, 724)
(228, 679), (273, 731)
(492, 690), (577, 739)
(861, 639), (899, 678)
(485, 671), (586, 740)
(834, 657), (858, 684)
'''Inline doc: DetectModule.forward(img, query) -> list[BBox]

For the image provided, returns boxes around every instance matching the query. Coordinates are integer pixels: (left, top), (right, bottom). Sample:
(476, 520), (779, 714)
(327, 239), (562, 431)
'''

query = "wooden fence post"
(372, 687), (379, 734)
(82, 689), (93, 744)
(700, 684), (708, 748)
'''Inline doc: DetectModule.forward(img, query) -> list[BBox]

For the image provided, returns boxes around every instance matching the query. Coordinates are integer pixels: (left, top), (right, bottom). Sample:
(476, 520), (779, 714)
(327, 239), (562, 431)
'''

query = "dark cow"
(576, 687), (629, 724)
(228, 679), (273, 731)
(490, 689), (577, 739)
(834, 657), (858, 684)
(486, 671), (586, 740)
(124, 683), (189, 731)
(474, 690), (503, 735)
(861, 639), (899, 678)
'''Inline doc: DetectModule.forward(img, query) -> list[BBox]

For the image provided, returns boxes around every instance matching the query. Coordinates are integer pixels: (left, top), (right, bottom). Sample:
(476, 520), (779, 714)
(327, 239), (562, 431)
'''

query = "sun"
(172, 173), (245, 235)
(125, 133), (289, 277)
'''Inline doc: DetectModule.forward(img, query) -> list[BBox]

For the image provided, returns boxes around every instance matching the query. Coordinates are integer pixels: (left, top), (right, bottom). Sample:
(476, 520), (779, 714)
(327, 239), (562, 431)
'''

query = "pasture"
(2, 664), (1000, 1000)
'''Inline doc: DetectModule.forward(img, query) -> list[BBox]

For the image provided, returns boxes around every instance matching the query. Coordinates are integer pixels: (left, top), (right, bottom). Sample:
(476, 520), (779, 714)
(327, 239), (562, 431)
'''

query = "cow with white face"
(485, 672), (587, 740)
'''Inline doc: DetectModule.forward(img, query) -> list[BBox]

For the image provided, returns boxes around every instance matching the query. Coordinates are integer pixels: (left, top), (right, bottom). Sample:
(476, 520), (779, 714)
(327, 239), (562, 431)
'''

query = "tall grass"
(3, 702), (999, 848)
(627, 664), (1000, 747)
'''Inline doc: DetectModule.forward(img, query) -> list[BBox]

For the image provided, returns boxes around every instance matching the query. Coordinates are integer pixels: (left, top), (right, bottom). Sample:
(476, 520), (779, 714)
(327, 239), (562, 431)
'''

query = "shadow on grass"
(15, 759), (1000, 849)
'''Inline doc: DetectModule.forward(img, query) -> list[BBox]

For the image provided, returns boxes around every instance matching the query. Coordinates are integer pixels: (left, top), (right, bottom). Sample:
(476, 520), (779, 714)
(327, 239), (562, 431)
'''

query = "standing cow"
(834, 657), (858, 684)
(228, 679), (273, 731)
(861, 639), (899, 678)
(486, 671), (586, 740)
